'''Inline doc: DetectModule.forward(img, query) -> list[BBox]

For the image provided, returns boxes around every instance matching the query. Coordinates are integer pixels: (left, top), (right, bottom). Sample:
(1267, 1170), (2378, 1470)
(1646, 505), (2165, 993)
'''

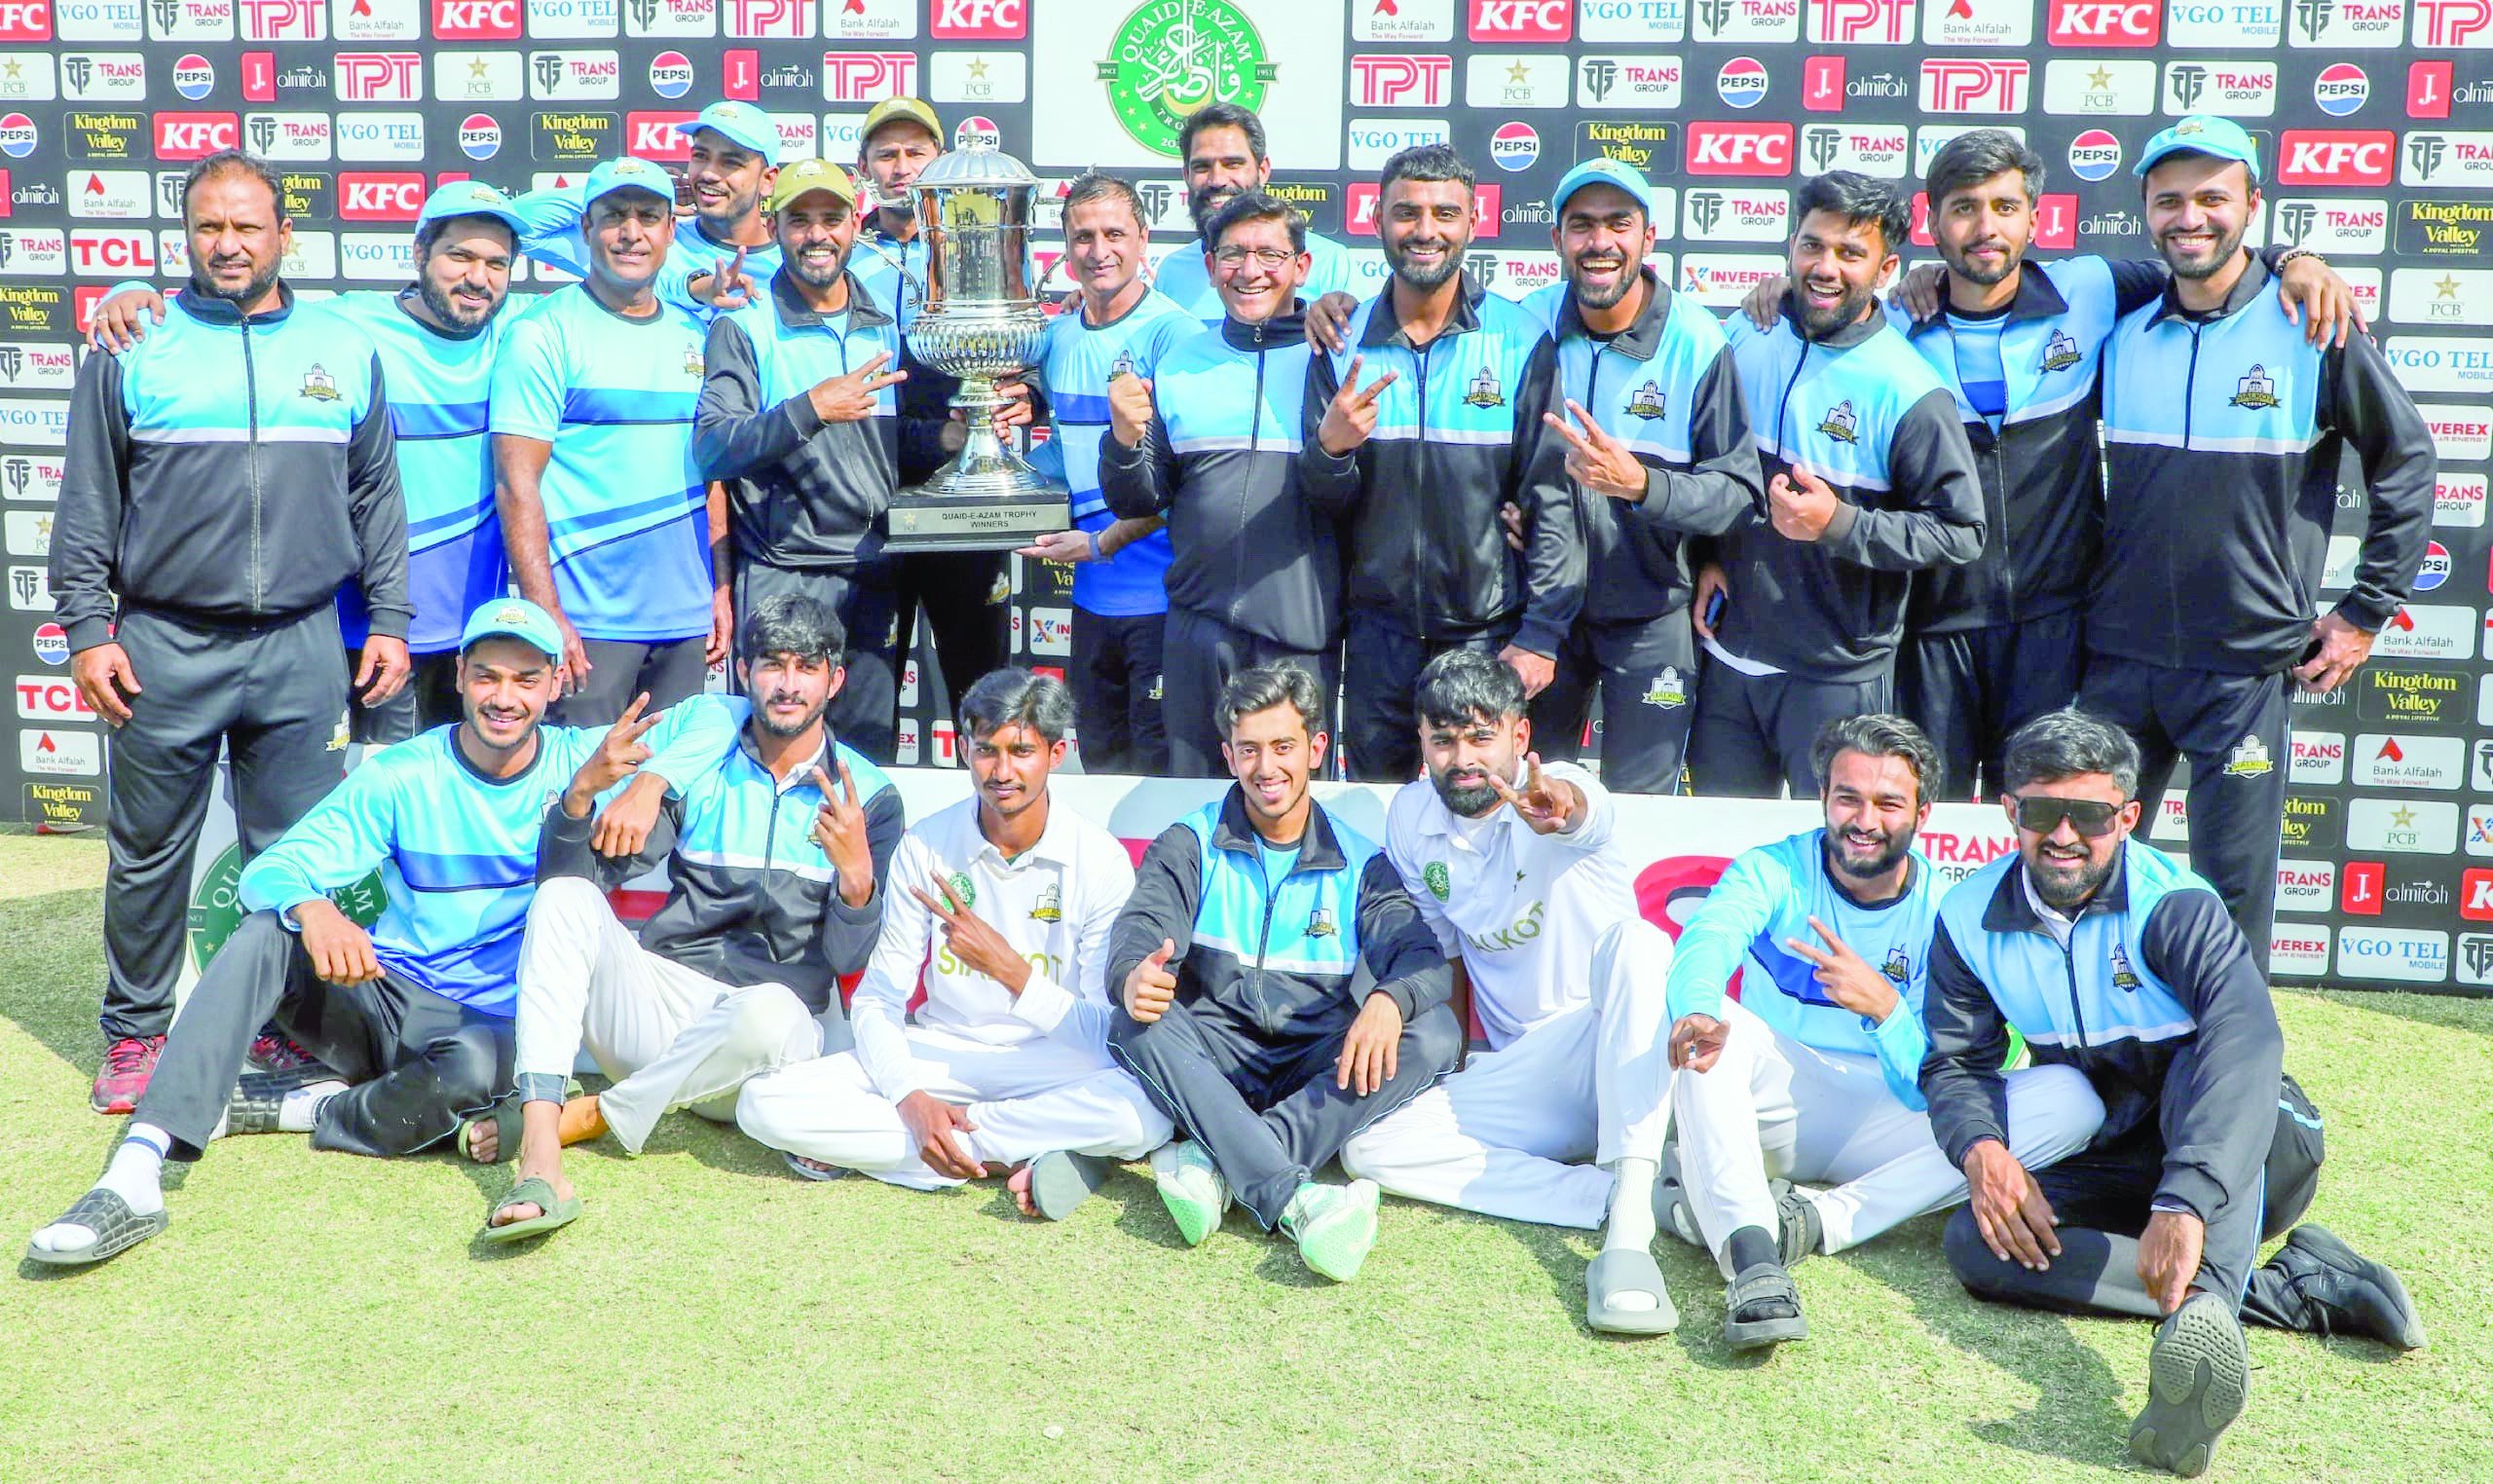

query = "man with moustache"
(736, 670), (1169, 1220)
(2085, 118), (2435, 971)
(1921, 710), (2422, 1477)
(87, 181), (543, 742)
(1108, 664), (1459, 1281)
(494, 157), (720, 727)
(1340, 651), (1685, 1333)
(695, 158), (912, 762)
(1147, 101), (1354, 326)
(53, 150), (412, 1115)
(1098, 191), (1345, 778)
(1303, 144), (1578, 783)
(1515, 159), (1761, 794)
(1659, 715), (2105, 1351)
(23, 598), (741, 1267)
(481, 593), (904, 1242)
(1691, 171), (1985, 798)
(1011, 172), (1198, 775)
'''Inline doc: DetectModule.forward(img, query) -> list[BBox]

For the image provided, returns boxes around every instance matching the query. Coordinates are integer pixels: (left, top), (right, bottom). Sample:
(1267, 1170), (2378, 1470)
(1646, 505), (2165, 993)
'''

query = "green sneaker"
(1284, 1179), (1382, 1282)
(1150, 1141), (1230, 1246)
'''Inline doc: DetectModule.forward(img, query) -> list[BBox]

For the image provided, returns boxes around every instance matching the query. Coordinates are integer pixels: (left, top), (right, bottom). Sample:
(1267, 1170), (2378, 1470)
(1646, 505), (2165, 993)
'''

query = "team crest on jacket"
(1423, 861), (1451, 901)
(1108, 351), (1136, 382)
(2222, 735), (2274, 777)
(1464, 363), (1507, 409)
(2229, 364), (2280, 410)
(946, 872), (977, 909)
(2038, 330), (2081, 373)
(1814, 399), (1859, 444)
(2109, 942), (2141, 991)
(1307, 904), (1338, 939)
(1880, 946), (1910, 984)
(1029, 880), (1062, 923)
(299, 364), (340, 402)
(1639, 667), (1688, 709)
(1624, 381), (1667, 420)
(683, 348), (705, 378)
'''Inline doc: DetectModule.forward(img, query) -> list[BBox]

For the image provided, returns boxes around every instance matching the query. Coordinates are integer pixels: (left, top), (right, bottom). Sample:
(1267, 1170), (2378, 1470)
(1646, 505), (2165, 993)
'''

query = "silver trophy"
(884, 146), (1067, 552)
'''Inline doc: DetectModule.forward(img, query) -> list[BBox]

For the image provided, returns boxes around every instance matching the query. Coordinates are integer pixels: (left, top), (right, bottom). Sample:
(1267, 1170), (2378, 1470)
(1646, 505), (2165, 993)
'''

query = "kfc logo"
(2278, 130), (2396, 185)
(1918, 57), (2028, 112)
(929, 0), (1023, 36)
(626, 109), (695, 158)
(2465, 868), (2493, 920)
(1346, 180), (1503, 236)
(339, 170), (424, 219)
(1469, 0), (1571, 36)
(1352, 53), (1455, 107)
(2046, 0), (2158, 38)
(819, 50), (913, 102)
(0, 0), (53, 39)
(334, 50), (420, 102)
(1687, 119), (1794, 174)
(431, 0), (517, 35)
(153, 111), (237, 159)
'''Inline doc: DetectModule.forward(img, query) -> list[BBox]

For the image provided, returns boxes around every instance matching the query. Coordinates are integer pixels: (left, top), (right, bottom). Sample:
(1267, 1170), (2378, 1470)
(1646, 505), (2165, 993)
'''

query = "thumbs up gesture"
(1123, 938), (1180, 1022)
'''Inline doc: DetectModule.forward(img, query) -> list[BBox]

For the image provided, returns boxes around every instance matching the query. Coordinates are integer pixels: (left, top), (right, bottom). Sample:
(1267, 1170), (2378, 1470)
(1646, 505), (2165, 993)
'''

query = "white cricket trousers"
(1673, 996), (2104, 1272)
(734, 1024), (1173, 1191)
(1338, 918), (1677, 1231)
(512, 877), (848, 1154)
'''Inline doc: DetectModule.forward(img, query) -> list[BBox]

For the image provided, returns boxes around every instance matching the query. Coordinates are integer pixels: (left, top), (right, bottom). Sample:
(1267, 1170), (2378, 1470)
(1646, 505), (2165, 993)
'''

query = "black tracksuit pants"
(1530, 613), (1698, 795)
(1899, 610), (2086, 802)
(134, 910), (514, 1161)
(734, 556), (903, 765)
(1160, 608), (1339, 779)
(1070, 606), (1169, 776)
(1342, 609), (1507, 784)
(1688, 661), (1893, 799)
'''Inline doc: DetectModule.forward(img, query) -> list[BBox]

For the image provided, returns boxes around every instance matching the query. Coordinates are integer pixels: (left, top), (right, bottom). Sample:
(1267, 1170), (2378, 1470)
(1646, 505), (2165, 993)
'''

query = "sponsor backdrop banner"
(0, 0), (2486, 992)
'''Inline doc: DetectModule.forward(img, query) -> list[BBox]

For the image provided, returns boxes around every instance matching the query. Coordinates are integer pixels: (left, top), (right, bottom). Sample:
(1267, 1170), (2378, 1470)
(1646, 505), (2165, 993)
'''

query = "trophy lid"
(912, 147), (1039, 191)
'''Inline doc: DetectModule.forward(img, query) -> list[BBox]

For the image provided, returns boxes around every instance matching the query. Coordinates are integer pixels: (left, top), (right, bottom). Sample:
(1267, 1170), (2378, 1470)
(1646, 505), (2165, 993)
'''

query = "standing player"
(1661, 715), (2104, 1351)
(1013, 172), (1198, 774)
(1518, 159), (1760, 794)
(1302, 144), (1578, 782)
(1340, 651), (1683, 1332)
(1148, 101), (1354, 325)
(736, 670), (1169, 1217)
(1098, 191), (1339, 778)
(695, 158), (911, 762)
(1690, 171), (1983, 798)
(2086, 118), (2435, 968)
(53, 150), (409, 1114)
(493, 157), (720, 727)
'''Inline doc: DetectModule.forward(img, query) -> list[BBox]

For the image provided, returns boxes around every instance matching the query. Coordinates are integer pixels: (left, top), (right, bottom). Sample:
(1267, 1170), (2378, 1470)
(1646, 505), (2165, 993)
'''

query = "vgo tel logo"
(929, 0), (1024, 38)
(1687, 120), (1793, 175)
(339, 170), (425, 219)
(1919, 58), (2028, 113)
(1468, 0), (1571, 38)
(1352, 54), (1454, 107)
(334, 51), (421, 103)
(2046, 0), (2158, 41)
(820, 51), (915, 102)
(432, 0), (517, 36)
(2315, 62), (2368, 116)
(1806, 0), (1912, 43)
(0, 0), (53, 39)
(2412, 0), (2493, 44)
(2277, 130), (2396, 185)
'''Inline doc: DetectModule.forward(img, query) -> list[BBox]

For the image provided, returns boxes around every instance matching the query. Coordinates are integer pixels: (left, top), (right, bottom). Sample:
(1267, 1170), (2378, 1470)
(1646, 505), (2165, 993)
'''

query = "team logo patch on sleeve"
(1639, 667), (1689, 709)
(1814, 399), (1859, 443)
(1464, 363), (1507, 408)
(1423, 861), (1451, 901)
(1029, 880), (1062, 922)
(299, 364), (340, 401)
(2222, 735), (2274, 777)
(2229, 364), (2281, 410)
(1624, 381), (1668, 420)
(2038, 330), (2081, 373)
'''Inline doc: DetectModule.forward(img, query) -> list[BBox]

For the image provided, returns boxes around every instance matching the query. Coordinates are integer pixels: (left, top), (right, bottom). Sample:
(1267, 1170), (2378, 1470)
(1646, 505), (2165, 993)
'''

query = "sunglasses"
(2012, 796), (2128, 838)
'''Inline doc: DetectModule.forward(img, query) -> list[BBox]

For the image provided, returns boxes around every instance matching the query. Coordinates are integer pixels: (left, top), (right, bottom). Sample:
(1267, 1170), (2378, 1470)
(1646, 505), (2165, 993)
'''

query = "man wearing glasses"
(1920, 709), (2424, 1478)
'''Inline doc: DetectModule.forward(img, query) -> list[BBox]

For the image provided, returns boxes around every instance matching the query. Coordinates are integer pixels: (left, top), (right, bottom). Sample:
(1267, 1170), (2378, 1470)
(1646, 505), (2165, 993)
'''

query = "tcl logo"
(627, 110), (696, 160)
(1351, 54), (1454, 107)
(2465, 868), (2493, 921)
(0, 0), (52, 40)
(1468, 0), (1571, 39)
(154, 113), (238, 161)
(1686, 120), (1794, 175)
(2341, 859), (2385, 914)
(2046, 0), (2159, 42)
(68, 229), (151, 275)
(2277, 130), (2396, 186)
(339, 171), (425, 219)
(15, 676), (91, 720)
(432, 0), (519, 37)
(1344, 181), (1503, 237)
(929, 0), (1024, 37)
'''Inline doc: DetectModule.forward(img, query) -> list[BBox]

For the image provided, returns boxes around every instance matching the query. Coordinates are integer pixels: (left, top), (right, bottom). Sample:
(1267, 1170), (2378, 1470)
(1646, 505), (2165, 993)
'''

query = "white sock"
(1603, 1157), (1660, 1253)
(278, 1080), (349, 1134)
(31, 1126), (168, 1254)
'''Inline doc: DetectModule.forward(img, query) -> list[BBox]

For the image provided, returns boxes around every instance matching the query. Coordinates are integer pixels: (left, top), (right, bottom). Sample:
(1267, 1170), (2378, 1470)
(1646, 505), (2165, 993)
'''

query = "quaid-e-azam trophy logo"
(1096, 0), (1280, 160)
(189, 843), (388, 971)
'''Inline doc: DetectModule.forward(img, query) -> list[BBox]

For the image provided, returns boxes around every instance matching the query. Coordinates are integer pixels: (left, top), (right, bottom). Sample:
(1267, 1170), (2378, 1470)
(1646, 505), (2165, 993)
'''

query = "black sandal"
(24, 1188), (168, 1268)
(1724, 1261), (1808, 1351)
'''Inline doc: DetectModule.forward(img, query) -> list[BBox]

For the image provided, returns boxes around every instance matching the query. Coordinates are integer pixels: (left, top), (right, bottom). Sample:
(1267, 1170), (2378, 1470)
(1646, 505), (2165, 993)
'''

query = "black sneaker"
(2129, 1292), (2251, 1478)
(2268, 1224), (2428, 1351)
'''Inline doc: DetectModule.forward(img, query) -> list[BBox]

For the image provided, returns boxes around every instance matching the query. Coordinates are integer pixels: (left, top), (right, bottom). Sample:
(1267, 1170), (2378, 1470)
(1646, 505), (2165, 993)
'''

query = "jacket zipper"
(2057, 929), (2088, 1052)
(242, 316), (263, 612)
(2176, 323), (2204, 667)
(1410, 341), (1435, 644)
(1250, 846), (1292, 1028)
(1771, 339), (1811, 479)
(1240, 324), (1268, 623)
(1987, 436), (2011, 619)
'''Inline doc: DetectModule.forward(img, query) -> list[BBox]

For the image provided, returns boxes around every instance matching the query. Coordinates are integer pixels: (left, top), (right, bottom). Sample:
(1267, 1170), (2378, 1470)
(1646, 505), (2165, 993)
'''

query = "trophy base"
(884, 489), (1069, 552)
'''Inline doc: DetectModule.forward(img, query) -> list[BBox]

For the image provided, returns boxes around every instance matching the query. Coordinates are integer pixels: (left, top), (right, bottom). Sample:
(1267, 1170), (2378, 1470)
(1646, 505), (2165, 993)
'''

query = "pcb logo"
(1095, 0), (1278, 160)
(188, 843), (389, 971)
(1423, 860), (1451, 901)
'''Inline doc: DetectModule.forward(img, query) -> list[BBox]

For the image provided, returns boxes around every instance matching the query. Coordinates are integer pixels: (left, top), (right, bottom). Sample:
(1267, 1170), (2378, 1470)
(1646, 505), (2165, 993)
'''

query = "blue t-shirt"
(1026, 287), (1197, 617)
(1945, 309), (2010, 433)
(504, 179), (780, 317)
(1256, 838), (1301, 889)
(329, 290), (511, 653)
(489, 285), (712, 643)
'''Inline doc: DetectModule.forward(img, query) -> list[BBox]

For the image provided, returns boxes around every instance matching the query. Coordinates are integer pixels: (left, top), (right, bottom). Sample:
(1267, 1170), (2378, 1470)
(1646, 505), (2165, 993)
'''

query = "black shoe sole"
(2130, 1297), (2251, 1478)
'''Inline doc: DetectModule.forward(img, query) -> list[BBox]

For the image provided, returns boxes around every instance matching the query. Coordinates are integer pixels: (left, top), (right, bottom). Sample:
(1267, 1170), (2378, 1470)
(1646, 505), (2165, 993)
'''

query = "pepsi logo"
(172, 54), (214, 101)
(0, 112), (34, 159)
(2415, 539), (2450, 591)
(458, 112), (502, 161)
(953, 115), (1000, 151)
(1718, 56), (1769, 109)
(33, 620), (67, 663)
(649, 50), (692, 99)
(2314, 62), (2367, 118)
(1489, 121), (1539, 172)
(2067, 128), (2122, 182)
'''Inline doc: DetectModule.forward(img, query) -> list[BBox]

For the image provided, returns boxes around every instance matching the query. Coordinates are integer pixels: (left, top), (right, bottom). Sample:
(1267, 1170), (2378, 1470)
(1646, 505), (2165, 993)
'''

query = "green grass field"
(2, 827), (2486, 1482)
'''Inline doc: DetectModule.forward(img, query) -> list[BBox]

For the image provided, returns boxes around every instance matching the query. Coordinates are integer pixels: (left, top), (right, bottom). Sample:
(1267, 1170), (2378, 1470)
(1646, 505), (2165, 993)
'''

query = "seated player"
(1106, 663), (1462, 1281)
(734, 670), (1169, 1216)
(25, 599), (737, 1267)
(481, 594), (903, 1243)
(1921, 710), (2424, 1478)
(1340, 650), (1683, 1333)
(1661, 715), (2104, 1350)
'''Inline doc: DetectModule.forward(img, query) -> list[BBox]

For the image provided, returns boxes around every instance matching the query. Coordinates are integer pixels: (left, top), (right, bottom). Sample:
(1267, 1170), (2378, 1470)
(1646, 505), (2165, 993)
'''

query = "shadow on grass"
(1101, 1166), (1195, 1252)
(0, 887), (110, 1082)
(2287, 985), (2493, 1045)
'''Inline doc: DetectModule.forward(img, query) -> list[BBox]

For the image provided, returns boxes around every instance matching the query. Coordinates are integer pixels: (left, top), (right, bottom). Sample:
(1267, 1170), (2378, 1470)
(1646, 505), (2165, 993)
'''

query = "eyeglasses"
(2011, 796), (2127, 838)
(1213, 245), (1296, 269)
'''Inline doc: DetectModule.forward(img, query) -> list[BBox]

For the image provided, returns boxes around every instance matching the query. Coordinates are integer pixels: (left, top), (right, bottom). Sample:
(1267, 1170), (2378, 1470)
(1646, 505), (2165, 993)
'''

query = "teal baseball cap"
(2134, 115), (2262, 184)
(1549, 157), (1654, 220)
(460, 597), (564, 661)
(680, 100), (779, 158)
(581, 156), (675, 211)
(415, 179), (527, 237)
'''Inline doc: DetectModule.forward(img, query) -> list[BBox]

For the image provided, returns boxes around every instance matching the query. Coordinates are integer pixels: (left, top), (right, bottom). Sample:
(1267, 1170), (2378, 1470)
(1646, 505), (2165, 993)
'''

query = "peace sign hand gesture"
(1542, 399), (1649, 503)
(810, 760), (876, 906)
(565, 692), (659, 808)
(1782, 914), (1900, 1023)
(696, 245), (759, 312)
(1486, 752), (1580, 835)
(1317, 352), (1399, 456)
(809, 350), (909, 425)
(909, 871), (1032, 994)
